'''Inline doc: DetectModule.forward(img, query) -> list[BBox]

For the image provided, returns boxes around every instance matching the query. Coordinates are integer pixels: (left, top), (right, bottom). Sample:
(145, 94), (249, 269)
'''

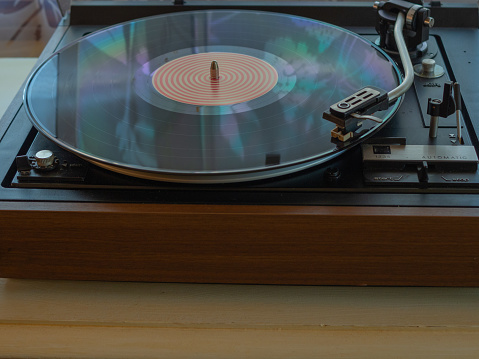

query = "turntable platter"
(24, 10), (401, 183)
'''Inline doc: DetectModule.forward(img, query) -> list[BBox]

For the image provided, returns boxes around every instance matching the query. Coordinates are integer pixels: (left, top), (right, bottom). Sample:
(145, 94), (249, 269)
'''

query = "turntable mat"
(24, 10), (401, 182)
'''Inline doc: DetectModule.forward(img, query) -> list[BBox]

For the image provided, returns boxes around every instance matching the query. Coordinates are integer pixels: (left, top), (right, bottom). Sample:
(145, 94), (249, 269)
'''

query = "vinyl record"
(24, 10), (402, 183)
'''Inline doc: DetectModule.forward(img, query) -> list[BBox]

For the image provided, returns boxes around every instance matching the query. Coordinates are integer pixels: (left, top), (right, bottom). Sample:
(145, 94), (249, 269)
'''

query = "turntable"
(0, 0), (478, 286)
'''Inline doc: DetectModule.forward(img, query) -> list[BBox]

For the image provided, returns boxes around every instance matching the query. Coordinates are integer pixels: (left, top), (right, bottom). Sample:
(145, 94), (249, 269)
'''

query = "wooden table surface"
(0, 279), (478, 358)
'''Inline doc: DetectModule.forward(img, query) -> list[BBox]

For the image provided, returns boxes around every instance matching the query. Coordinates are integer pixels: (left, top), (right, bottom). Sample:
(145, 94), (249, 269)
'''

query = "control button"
(373, 145), (391, 154)
(422, 59), (435, 74)
(325, 167), (341, 183)
(417, 161), (429, 186)
(15, 155), (32, 173)
(413, 59), (445, 79)
(34, 150), (55, 168)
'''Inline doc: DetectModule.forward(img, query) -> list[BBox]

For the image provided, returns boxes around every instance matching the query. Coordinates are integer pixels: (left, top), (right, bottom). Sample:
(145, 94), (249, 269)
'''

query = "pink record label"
(152, 52), (279, 106)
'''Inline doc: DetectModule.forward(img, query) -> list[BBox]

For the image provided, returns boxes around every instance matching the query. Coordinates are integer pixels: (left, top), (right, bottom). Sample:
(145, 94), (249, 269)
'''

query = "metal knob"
(424, 17), (435, 28)
(35, 150), (55, 168)
(422, 59), (436, 74)
(414, 58), (445, 79)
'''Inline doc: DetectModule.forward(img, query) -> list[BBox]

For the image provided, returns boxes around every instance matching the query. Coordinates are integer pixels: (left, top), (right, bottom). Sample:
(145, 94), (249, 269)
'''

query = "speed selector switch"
(33, 150), (58, 170)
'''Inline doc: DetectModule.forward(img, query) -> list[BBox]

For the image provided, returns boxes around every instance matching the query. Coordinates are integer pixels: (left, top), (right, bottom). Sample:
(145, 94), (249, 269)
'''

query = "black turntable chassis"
(1, 2), (479, 286)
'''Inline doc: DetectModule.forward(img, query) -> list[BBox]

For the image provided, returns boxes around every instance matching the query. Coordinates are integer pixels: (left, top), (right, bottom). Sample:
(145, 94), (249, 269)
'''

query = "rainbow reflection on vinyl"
(24, 10), (402, 183)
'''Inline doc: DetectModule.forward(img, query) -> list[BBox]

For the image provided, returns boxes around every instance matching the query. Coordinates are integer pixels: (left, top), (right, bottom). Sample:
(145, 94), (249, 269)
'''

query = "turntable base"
(1, 1), (479, 286)
(2, 202), (478, 286)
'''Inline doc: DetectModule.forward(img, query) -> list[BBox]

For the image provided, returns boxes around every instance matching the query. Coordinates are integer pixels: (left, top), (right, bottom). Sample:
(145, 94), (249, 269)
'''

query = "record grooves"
(24, 10), (402, 183)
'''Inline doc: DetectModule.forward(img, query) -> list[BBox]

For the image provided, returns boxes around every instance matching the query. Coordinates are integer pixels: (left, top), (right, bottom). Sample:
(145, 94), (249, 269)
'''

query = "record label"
(152, 52), (279, 106)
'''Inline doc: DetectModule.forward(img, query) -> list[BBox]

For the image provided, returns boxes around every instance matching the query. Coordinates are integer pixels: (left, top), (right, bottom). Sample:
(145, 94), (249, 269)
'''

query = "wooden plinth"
(1, 202), (478, 286)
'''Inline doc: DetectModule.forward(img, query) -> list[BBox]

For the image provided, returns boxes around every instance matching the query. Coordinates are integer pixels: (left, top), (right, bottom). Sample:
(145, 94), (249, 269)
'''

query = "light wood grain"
(0, 280), (478, 358)
(1, 325), (479, 359)
(1, 280), (479, 328)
